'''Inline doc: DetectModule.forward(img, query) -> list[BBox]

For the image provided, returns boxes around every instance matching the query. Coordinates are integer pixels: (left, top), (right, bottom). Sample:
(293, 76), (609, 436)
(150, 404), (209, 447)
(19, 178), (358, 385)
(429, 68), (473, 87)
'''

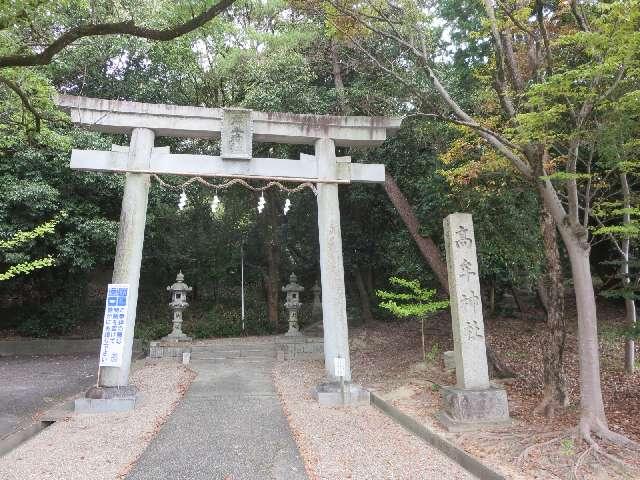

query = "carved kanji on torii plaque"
(221, 109), (252, 160)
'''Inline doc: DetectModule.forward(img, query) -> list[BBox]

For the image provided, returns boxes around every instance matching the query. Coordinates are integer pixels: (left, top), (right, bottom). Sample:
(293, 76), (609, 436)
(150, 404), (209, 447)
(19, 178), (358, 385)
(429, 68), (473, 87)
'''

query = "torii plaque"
(57, 95), (401, 410)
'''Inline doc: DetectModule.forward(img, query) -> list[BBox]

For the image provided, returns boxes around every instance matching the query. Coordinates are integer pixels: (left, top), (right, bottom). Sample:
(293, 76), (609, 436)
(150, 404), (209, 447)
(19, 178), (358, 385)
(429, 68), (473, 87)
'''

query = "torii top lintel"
(56, 95), (402, 147)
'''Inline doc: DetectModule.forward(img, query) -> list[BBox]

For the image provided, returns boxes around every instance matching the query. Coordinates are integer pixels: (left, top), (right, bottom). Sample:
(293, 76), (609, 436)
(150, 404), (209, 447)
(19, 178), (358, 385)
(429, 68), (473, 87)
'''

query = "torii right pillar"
(313, 138), (369, 406)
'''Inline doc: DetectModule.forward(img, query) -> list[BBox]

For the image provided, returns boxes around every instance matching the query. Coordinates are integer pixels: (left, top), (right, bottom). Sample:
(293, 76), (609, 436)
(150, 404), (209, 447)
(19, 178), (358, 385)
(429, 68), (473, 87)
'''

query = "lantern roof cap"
(167, 270), (193, 292)
(282, 272), (305, 292)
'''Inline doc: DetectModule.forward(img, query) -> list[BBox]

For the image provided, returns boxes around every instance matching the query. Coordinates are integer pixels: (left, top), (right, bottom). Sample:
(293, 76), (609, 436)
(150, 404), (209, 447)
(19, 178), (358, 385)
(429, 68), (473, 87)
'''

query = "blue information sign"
(99, 283), (130, 367)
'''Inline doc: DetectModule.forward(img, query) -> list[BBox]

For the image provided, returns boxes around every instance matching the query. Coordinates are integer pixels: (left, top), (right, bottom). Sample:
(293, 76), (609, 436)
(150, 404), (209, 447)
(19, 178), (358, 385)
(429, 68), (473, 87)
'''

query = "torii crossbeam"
(57, 95), (401, 407)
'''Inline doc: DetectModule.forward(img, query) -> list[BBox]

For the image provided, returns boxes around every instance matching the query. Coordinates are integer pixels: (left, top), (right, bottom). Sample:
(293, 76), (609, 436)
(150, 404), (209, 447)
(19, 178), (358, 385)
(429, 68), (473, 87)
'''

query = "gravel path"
(0, 354), (97, 438)
(273, 360), (476, 480)
(0, 360), (194, 480)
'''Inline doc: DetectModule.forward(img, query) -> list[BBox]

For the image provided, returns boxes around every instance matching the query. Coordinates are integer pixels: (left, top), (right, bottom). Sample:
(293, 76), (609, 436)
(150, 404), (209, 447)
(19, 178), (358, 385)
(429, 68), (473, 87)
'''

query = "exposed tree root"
(576, 420), (640, 478)
(572, 445), (594, 480)
(580, 417), (640, 450)
(516, 431), (573, 466)
(514, 424), (639, 479)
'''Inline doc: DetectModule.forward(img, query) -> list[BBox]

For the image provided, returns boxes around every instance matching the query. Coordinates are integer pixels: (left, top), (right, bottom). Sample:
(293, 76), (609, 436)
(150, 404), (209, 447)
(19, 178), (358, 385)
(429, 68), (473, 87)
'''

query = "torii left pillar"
(76, 128), (154, 413)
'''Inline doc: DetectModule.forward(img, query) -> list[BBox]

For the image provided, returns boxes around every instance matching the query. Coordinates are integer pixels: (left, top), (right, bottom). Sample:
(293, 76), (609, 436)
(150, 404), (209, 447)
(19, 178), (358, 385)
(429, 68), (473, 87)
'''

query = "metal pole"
(241, 243), (245, 332)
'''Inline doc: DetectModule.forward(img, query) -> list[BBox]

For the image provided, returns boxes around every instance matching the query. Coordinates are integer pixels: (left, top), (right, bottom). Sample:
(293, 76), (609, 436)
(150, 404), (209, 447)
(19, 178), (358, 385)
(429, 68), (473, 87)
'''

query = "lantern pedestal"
(162, 306), (192, 342)
(149, 340), (192, 360)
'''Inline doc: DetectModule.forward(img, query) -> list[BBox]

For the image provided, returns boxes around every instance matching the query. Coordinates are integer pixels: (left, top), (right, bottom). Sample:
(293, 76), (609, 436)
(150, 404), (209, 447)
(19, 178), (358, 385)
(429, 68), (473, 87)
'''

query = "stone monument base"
(313, 382), (370, 407)
(75, 385), (137, 414)
(276, 336), (323, 361)
(437, 385), (511, 432)
(161, 332), (192, 342)
(149, 340), (192, 360)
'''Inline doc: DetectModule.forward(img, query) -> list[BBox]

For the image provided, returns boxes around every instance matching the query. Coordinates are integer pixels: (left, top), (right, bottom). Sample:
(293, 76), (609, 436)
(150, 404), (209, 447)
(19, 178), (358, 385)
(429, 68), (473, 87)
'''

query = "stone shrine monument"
(163, 271), (192, 342)
(437, 213), (510, 431)
(283, 273), (304, 336)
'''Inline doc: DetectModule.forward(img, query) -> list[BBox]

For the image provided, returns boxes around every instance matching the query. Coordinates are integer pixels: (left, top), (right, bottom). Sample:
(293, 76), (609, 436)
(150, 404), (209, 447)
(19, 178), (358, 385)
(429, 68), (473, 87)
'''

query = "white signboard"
(334, 357), (346, 378)
(99, 283), (130, 367)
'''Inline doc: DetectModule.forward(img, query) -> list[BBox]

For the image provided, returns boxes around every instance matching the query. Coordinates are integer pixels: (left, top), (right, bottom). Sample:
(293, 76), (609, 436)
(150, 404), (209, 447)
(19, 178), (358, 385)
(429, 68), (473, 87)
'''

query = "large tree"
(326, 0), (640, 445)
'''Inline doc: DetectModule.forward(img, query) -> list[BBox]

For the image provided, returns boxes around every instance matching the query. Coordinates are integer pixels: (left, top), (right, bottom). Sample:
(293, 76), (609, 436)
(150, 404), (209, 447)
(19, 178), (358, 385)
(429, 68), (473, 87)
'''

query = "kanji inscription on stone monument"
(443, 213), (489, 390)
(439, 212), (510, 431)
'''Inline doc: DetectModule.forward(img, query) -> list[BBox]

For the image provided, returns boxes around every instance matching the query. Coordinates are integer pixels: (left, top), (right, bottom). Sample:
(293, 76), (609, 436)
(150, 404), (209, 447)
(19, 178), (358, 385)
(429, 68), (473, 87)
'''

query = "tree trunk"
(565, 241), (611, 436)
(354, 264), (373, 323)
(487, 346), (516, 378)
(263, 192), (281, 328)
(384, 172), (449, 292)
(330, 39), (349, 115)
(534, 204), (568, 417)
(263, 247), (280, 328)
(621, 172), (636, 374)
(510, 285), (528, 322)
(364, 266), (374, 297)
(488, 279), (496, 317)
(539, 166), (631, 443)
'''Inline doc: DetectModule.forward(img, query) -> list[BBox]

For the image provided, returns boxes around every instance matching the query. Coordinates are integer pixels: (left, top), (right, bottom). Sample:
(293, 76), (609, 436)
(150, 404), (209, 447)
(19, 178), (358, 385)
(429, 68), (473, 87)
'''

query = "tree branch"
(0, 0), (236, 69)
(570, 0), (590, 32)
(329, 0), (534, 179)
(0, 75), (41, 131)
(405, 113), (523, 153)
(481, 0), (517, 117)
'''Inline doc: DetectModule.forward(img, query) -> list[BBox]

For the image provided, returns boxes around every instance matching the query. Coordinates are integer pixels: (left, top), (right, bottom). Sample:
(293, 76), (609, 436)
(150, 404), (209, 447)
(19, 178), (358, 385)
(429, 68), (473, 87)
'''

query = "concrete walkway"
(127, 357), (307, 480)
(0, 354), (97, 439)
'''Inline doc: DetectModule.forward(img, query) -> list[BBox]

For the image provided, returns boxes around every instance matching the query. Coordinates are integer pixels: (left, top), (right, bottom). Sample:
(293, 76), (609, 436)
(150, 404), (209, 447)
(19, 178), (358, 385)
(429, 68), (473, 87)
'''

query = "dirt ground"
(348, 300), (640, 480)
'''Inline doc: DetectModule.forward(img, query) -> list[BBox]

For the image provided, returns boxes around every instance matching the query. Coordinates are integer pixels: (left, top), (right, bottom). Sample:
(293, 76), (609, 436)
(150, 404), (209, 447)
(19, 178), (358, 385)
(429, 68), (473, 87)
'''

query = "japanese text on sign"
(99, 284), (129, 367)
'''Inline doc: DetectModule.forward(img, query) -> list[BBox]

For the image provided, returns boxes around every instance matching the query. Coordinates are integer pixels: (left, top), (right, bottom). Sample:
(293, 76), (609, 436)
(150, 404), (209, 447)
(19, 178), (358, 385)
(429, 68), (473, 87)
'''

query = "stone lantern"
(163, 271), (192, 342)
(282, 273), (304, 336)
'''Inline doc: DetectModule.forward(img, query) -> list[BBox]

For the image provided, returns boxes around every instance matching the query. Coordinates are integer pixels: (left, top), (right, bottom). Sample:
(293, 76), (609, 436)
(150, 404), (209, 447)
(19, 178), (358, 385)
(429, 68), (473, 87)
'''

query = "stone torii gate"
(57, 95), (400, 406)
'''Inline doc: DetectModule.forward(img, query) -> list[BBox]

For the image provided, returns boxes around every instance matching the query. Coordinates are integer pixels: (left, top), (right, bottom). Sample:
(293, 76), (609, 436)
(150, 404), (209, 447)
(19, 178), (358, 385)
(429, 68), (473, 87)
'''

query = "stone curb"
(0, 338), (142, 357)
(0, 400), (74, 457)
(0, 421), (54, 457)
(370, 392), (506, 480)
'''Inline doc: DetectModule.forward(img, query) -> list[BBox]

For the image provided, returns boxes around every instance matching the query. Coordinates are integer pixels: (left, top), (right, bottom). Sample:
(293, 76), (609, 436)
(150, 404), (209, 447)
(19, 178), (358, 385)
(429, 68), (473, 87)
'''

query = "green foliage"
(560, 438), (576, 457)
(0, 212), (66, 249)
(425, 342), (440, 365)
(0, 211), (67, 281)
(186, 304), (275, 338)
(0, 255), (55, 281)
(377, 277), (449, 318)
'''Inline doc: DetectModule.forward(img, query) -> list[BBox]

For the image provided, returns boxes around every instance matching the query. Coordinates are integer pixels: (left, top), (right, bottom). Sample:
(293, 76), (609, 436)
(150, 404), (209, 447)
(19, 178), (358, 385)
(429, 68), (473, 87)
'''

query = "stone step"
(189, 357), (276, 363)
(191, 344), (276, 351)
(190, 348), (277, 360)
(191, 352), (276, 359)
(190, 348), (276, 357)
